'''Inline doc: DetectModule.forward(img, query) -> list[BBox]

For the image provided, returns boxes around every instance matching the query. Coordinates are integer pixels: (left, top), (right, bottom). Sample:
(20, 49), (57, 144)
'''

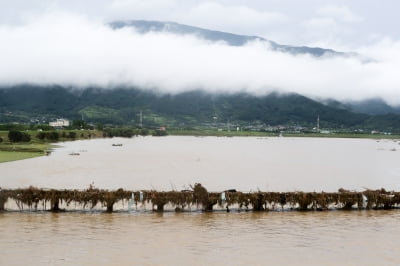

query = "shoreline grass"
(0, 129), (100, 163)
(168, 129), (400, 139)
(0, 151), (46, 163)
(167, 129), (276, 137)
(0, 142), (52, 163)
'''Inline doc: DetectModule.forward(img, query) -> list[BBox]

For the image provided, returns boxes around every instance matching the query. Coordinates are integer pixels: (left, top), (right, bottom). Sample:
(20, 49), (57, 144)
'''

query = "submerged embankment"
(1, 185), (399, 213)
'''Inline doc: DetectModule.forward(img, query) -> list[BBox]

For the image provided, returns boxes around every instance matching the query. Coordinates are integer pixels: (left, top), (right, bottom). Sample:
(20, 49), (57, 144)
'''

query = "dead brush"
(1, 186), (400, 213)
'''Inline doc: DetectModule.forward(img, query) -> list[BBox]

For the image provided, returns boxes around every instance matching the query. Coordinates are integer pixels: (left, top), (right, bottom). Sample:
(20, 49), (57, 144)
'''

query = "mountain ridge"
(1, 21), (396, 130)
(1, 85), (399, 131)
(109, 19), (345, 57)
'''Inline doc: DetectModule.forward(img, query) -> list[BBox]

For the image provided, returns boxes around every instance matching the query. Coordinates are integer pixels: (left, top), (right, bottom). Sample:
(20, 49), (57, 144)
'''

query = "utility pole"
(139, 110), (143, 128)
(317, 115), (320, 133)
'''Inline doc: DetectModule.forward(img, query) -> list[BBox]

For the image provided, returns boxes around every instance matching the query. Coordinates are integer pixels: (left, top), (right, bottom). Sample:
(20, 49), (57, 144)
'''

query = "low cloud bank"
(0, 13), (399, 105)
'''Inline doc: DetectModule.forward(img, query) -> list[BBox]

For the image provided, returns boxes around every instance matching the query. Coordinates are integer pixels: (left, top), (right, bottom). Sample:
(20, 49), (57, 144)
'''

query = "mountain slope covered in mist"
(1, 21), (398, 130)
(346, 99), (400, 115)
(109, 20), (344, 57)
(1, 85), (399, 131)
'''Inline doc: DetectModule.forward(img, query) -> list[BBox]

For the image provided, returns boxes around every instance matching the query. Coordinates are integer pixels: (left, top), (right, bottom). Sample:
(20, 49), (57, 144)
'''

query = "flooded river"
(1, 136), (400, 265)
(1, 136), (400, 191)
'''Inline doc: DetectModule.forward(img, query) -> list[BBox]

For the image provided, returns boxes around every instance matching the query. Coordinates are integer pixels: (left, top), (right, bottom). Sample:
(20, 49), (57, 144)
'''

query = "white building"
(49, 119), (70, 128)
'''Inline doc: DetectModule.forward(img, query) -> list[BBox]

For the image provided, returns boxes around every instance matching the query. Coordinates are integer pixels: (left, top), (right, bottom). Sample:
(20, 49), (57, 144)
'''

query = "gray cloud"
(2, 0), (400, 49)
(0, 12), (399, 105)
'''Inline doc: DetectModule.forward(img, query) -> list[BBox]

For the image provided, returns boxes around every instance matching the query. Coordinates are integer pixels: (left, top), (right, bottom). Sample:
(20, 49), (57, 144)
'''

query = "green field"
(0, 142), (52, 163)
(168, 129), (276, 137)
(280, 132), (400, 139)
(0, 151), (46, 163)
(0, 129), (101, 163)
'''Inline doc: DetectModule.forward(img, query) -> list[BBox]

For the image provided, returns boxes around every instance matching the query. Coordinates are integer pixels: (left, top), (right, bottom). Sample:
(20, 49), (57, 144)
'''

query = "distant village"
(37, 117), (392, 135)
(48, 118), (70, 128)
(0, 109), (392, 135)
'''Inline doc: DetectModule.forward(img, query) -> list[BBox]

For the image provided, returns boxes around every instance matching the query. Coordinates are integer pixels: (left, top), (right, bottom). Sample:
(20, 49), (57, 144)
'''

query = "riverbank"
(0, 129), (102, 163)
(0, 143), (51, 163)
(168, 128), (400, 139)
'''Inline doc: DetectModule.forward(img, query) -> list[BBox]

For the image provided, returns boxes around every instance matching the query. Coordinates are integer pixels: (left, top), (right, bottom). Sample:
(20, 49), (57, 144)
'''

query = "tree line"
(102, 127), (150, 137)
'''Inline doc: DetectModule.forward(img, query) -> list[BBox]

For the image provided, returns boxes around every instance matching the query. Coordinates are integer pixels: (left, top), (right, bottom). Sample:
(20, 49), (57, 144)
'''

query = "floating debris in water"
(1, 184), (399, 213)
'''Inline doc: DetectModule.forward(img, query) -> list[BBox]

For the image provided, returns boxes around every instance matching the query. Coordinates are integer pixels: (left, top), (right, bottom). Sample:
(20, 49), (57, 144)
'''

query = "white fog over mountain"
(0, 1), (399, 105)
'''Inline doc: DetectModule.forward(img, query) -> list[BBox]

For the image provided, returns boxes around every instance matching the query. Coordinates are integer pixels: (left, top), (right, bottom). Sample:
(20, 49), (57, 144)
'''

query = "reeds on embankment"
(1, 184), (400, 213)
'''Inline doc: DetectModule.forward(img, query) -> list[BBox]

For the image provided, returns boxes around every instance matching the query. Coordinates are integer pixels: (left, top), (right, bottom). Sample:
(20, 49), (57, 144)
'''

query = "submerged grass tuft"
(1, 186), (399, 213)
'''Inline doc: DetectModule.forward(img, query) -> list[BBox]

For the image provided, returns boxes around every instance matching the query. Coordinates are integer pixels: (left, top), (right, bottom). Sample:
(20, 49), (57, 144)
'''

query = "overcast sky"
(1, 0), (398, 49)
(0, 0), (399, 104)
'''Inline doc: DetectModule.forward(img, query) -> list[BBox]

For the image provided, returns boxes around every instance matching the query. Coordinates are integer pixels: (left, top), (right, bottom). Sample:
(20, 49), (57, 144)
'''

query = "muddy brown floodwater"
(0, 211), (399, 265)
(1, 136), (400, 191)
(1, 136), (400, 265)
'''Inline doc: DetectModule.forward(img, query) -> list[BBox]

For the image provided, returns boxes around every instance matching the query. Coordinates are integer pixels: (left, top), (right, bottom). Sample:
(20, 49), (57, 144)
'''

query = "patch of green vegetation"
(0, 142), (51, 163)
(4, 85), (400, 131)
(168, 129), (276, 137)
(0, 128), (103, 163)
(281, 132), (400, 139)
(144, 113), (177, 127)
(0, 151), (45, 163)
(168, 128), (400, 139)
(79, 106), (120, 121)
(0, 130), (8, 139)
(0, 143), (50, 153)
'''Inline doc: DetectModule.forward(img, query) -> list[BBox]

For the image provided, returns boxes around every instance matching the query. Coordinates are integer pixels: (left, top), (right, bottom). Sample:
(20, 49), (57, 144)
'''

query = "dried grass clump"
(192, 183), (217, 211)
(337, 191), (359, 209)
(0, 189), (9, 211)
(248, 193), (266, 211)
(316, 193), (338, 210)
(170, 191), (193, 211)
(295, 192), (313, 210)
(100, 188), (130, 212)
(363, 189), (400, 209)
(150, 191), (168, 212)
(1, 186), (400, 213)
(10, 186), (45, 210)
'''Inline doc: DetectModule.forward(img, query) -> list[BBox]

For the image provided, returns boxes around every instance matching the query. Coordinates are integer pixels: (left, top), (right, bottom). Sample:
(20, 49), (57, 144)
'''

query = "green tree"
(8, 130), (31, 142)
(72, 120), (86, 129)
(8, 130), (23, 142)
(96, 123), (104, 130)
(152, 129), (168, 136)
(47, 131), (59, 141)
(21, 132), (31, 142)
(139, 128), (149, 136)
(36, 132), (46, 140)
(68, 131), (77, 139)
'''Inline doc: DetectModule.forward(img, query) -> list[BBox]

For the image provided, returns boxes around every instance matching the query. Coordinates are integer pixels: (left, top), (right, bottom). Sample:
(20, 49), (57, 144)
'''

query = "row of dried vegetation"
(1, 184), (399, 213)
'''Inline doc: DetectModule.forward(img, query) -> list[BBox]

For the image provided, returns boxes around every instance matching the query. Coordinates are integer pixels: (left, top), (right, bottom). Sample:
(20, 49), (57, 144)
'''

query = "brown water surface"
(0, 211), (399, 265)
(1, 136), (400, 191)
(1, 137), (400, 265)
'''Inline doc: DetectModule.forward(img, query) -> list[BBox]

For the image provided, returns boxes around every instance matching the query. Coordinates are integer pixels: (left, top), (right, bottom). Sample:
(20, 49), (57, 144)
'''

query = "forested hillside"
(1, 85), (399, 131)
